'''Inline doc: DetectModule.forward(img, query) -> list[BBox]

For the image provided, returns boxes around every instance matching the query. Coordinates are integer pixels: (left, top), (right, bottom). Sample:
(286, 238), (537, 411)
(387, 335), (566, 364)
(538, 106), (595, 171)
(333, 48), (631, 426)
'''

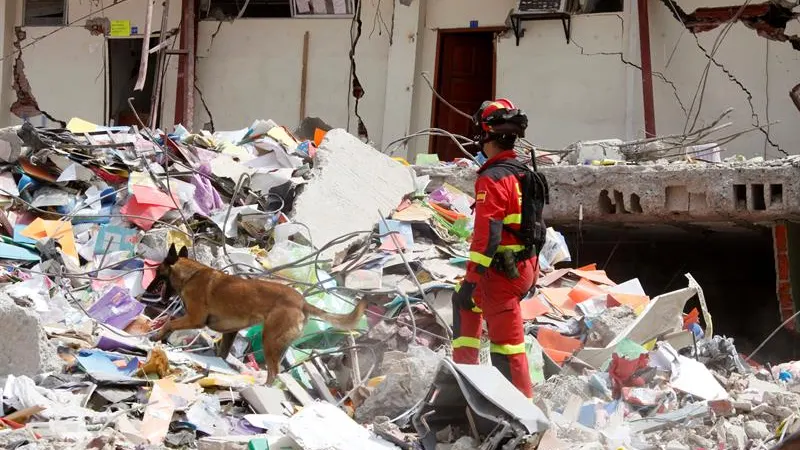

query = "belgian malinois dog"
(148, 244), (368, 382)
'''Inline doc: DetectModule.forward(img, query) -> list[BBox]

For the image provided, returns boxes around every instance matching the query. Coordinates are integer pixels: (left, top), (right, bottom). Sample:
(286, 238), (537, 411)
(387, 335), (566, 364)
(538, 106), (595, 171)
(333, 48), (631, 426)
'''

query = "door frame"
(427, 26), (505, 156)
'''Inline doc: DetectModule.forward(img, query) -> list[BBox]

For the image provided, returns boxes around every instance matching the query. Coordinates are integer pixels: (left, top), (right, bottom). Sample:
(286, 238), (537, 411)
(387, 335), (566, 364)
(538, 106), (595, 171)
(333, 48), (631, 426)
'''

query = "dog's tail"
(302, 297), (369, 330)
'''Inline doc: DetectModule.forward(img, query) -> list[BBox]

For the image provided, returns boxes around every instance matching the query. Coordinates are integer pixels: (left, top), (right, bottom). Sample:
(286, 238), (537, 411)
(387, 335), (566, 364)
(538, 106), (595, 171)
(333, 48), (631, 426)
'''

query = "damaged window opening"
(200, 0), (353, 20)
(24, 0), (66, 27)
(577, 0), (623, 14)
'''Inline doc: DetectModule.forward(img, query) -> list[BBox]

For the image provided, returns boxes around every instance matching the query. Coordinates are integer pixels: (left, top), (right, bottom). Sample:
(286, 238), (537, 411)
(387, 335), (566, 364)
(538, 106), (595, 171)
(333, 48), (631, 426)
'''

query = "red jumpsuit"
(452, 150), (538, 399)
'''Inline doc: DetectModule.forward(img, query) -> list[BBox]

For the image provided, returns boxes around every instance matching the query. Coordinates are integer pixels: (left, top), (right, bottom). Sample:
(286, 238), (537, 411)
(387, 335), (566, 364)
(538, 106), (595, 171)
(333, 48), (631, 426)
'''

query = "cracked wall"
(406, 0), (800, 160)
(193, 0), (393, 144)
(1, 0), (180, 128)
(649, 0), (800, 159)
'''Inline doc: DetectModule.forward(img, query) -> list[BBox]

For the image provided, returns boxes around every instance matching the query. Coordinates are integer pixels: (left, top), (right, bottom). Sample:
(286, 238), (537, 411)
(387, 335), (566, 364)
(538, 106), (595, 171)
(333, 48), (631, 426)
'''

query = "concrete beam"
(380, 0), (423, 156)
(415, 158), (800, 225)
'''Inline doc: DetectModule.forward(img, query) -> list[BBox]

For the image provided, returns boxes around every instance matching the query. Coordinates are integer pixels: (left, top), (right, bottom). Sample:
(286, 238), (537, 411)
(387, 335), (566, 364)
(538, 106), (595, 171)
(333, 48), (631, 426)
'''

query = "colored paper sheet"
(141, 379), (198, 444)
(0, 242), (39, 261)
(607, 293), (649, 314)
(537, 328), (582, 355)
(110, 20), (131, 37)
(76, 350), (138, 377)
(568, 278), (606, 303)
(66, 117), (99, 133)
(313, 128), (326, 146)
(536, 268), (571, 287)
(121, 185), (179, 231)
(378, 220), (414, 249)
(520, 295), (552, 320)
(95, 225), (138, 256)
(141, 259), (160, 290)
(572, 269), (616, 286)
(20, 218), (78, 259)
(13, 225), (38, 246)
(540, 287), (577, 316)
(379, 233), (407, 252)
(86, 286), (145, 330)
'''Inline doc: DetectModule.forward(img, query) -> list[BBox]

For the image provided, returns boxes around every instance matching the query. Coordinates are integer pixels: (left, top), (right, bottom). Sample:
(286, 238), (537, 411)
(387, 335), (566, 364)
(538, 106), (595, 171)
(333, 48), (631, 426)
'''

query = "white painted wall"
(649, 0), (800, 158)
(407, 0), (633, 159)
(193, 0), (394, 144)
(1, 0), (181, 127)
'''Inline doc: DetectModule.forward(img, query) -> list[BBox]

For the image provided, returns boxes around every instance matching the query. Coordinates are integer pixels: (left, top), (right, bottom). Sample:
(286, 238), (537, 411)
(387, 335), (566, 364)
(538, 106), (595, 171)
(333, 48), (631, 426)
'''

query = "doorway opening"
(429, 30), (497, 162)
(107, 37), (159, 127)
(560, 224), (795, 364)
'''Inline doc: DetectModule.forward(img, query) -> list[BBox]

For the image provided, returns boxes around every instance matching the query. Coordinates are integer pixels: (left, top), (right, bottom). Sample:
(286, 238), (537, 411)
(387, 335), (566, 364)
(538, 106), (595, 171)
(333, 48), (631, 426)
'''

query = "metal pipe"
(637, 0), (656, 137)
(149, 0), (172, 129)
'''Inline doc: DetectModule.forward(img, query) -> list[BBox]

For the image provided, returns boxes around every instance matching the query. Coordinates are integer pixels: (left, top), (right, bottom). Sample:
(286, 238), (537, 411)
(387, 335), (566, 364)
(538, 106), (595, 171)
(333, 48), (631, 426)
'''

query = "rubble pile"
(0, 117), (797, 450)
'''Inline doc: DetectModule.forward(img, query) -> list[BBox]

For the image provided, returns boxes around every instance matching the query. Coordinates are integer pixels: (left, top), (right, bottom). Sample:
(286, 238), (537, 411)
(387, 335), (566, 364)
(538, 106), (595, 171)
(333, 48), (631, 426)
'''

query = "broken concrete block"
(723, 421), (748, 450)
(355, 345), (441, 423)
(568, 139), (625, 164)
(744, 421), (771, 440)
(0, 126), (23, 163)
(450, 436), (480, 450)
(585, 306), (635, 348)
(240, 386), (288, 415)
(292, 129), (415, 264)
(0, 293), (60, 377)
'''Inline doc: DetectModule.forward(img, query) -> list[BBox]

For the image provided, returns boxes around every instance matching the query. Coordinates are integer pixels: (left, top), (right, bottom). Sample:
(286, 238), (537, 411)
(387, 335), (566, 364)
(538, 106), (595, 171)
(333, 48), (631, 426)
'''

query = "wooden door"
(431, 31), (495, 162)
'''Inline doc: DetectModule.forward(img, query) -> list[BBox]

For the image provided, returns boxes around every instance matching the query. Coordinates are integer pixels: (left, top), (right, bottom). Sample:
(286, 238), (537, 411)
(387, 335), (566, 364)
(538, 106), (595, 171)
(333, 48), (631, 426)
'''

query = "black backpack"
(492, 159), (550, 255)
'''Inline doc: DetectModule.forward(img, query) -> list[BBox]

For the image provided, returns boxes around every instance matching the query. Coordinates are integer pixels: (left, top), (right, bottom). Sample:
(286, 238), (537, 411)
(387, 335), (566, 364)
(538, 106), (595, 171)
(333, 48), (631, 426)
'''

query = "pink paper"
(121, 186), (179, 231)
(141, 259), (159, 290)
(132, 185), (179, 208)
(380, 232), (407, 252)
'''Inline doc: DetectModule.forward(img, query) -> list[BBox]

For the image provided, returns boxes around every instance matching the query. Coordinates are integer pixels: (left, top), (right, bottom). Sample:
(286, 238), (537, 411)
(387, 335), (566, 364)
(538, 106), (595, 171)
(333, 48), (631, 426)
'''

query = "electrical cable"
(746, 309), (800, 362)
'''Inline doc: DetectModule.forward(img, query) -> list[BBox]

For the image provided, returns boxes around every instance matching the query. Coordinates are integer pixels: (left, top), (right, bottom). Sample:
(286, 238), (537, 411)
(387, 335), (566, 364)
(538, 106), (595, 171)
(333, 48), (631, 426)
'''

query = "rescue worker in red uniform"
(452, 99), (546, 399)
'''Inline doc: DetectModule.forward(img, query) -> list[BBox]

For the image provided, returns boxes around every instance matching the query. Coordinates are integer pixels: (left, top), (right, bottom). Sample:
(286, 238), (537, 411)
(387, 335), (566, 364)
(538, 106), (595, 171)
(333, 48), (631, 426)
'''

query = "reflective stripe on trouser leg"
(485, 303), (533, 399)
(451, 293), (482, 365)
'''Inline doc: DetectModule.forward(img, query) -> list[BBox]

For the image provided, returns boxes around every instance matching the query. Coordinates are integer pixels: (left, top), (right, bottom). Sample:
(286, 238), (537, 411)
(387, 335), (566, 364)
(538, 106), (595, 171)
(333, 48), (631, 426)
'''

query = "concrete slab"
(415, 158), (800, 225)
(292, 129), (416, 264)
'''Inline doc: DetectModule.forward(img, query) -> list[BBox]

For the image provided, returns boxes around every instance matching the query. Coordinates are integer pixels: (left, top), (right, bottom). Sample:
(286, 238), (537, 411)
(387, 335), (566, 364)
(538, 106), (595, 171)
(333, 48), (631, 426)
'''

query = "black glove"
(453, 281), (477, 311)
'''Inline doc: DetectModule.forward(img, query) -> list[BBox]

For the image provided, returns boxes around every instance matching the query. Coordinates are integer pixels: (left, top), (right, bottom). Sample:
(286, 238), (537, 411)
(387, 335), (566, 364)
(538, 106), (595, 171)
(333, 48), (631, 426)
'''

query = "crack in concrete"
(10, 27), (66, 127)
(660, 0), (800, 50)
(660, 0), (790, 156)
(194, 81), (216, 132)
(570, 14), (689, 117)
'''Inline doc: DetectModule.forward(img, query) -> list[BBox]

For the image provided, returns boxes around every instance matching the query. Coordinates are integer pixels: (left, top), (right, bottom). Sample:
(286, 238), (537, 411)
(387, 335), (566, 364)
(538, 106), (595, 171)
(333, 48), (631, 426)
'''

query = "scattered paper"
(141, 379), (199, 444)
(66, 117), (99, 133)
(0, 172), (19, 197)
(671, 355), (728, 400)
(94, 225), (138, 256)
(0, 242), (39, 261)
(21, 218), (78, 259)
(86, 286), (145, 329)
(120, 185), (180, 231)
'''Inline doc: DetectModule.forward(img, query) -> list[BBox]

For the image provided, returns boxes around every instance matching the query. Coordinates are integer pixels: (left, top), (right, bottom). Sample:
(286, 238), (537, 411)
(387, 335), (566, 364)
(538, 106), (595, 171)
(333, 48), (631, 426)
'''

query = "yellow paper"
(167, 229), (192, 250)
(110, 20), (131, 37)
(267, 126), (298, 150)
(66, 117), (99, 133)
(21, 218), (78, 259)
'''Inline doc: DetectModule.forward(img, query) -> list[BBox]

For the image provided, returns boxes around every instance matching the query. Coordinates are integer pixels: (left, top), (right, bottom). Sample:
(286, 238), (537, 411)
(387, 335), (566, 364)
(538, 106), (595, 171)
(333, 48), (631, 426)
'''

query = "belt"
(490, 248), (534, 271)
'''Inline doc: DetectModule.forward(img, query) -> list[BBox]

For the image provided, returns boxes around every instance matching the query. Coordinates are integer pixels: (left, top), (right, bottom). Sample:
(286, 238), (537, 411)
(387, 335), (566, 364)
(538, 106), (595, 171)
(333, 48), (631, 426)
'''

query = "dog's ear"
(178, 246), (189, 259)
(165, 244), (179, 265)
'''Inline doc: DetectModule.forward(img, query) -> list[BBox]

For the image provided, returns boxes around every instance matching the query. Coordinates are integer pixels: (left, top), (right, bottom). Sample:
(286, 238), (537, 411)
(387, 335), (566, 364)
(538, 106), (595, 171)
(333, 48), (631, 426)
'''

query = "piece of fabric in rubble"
(609, 352), (651, 399)
(190, 164), (224, 215)
(355, 345), (442, 423)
